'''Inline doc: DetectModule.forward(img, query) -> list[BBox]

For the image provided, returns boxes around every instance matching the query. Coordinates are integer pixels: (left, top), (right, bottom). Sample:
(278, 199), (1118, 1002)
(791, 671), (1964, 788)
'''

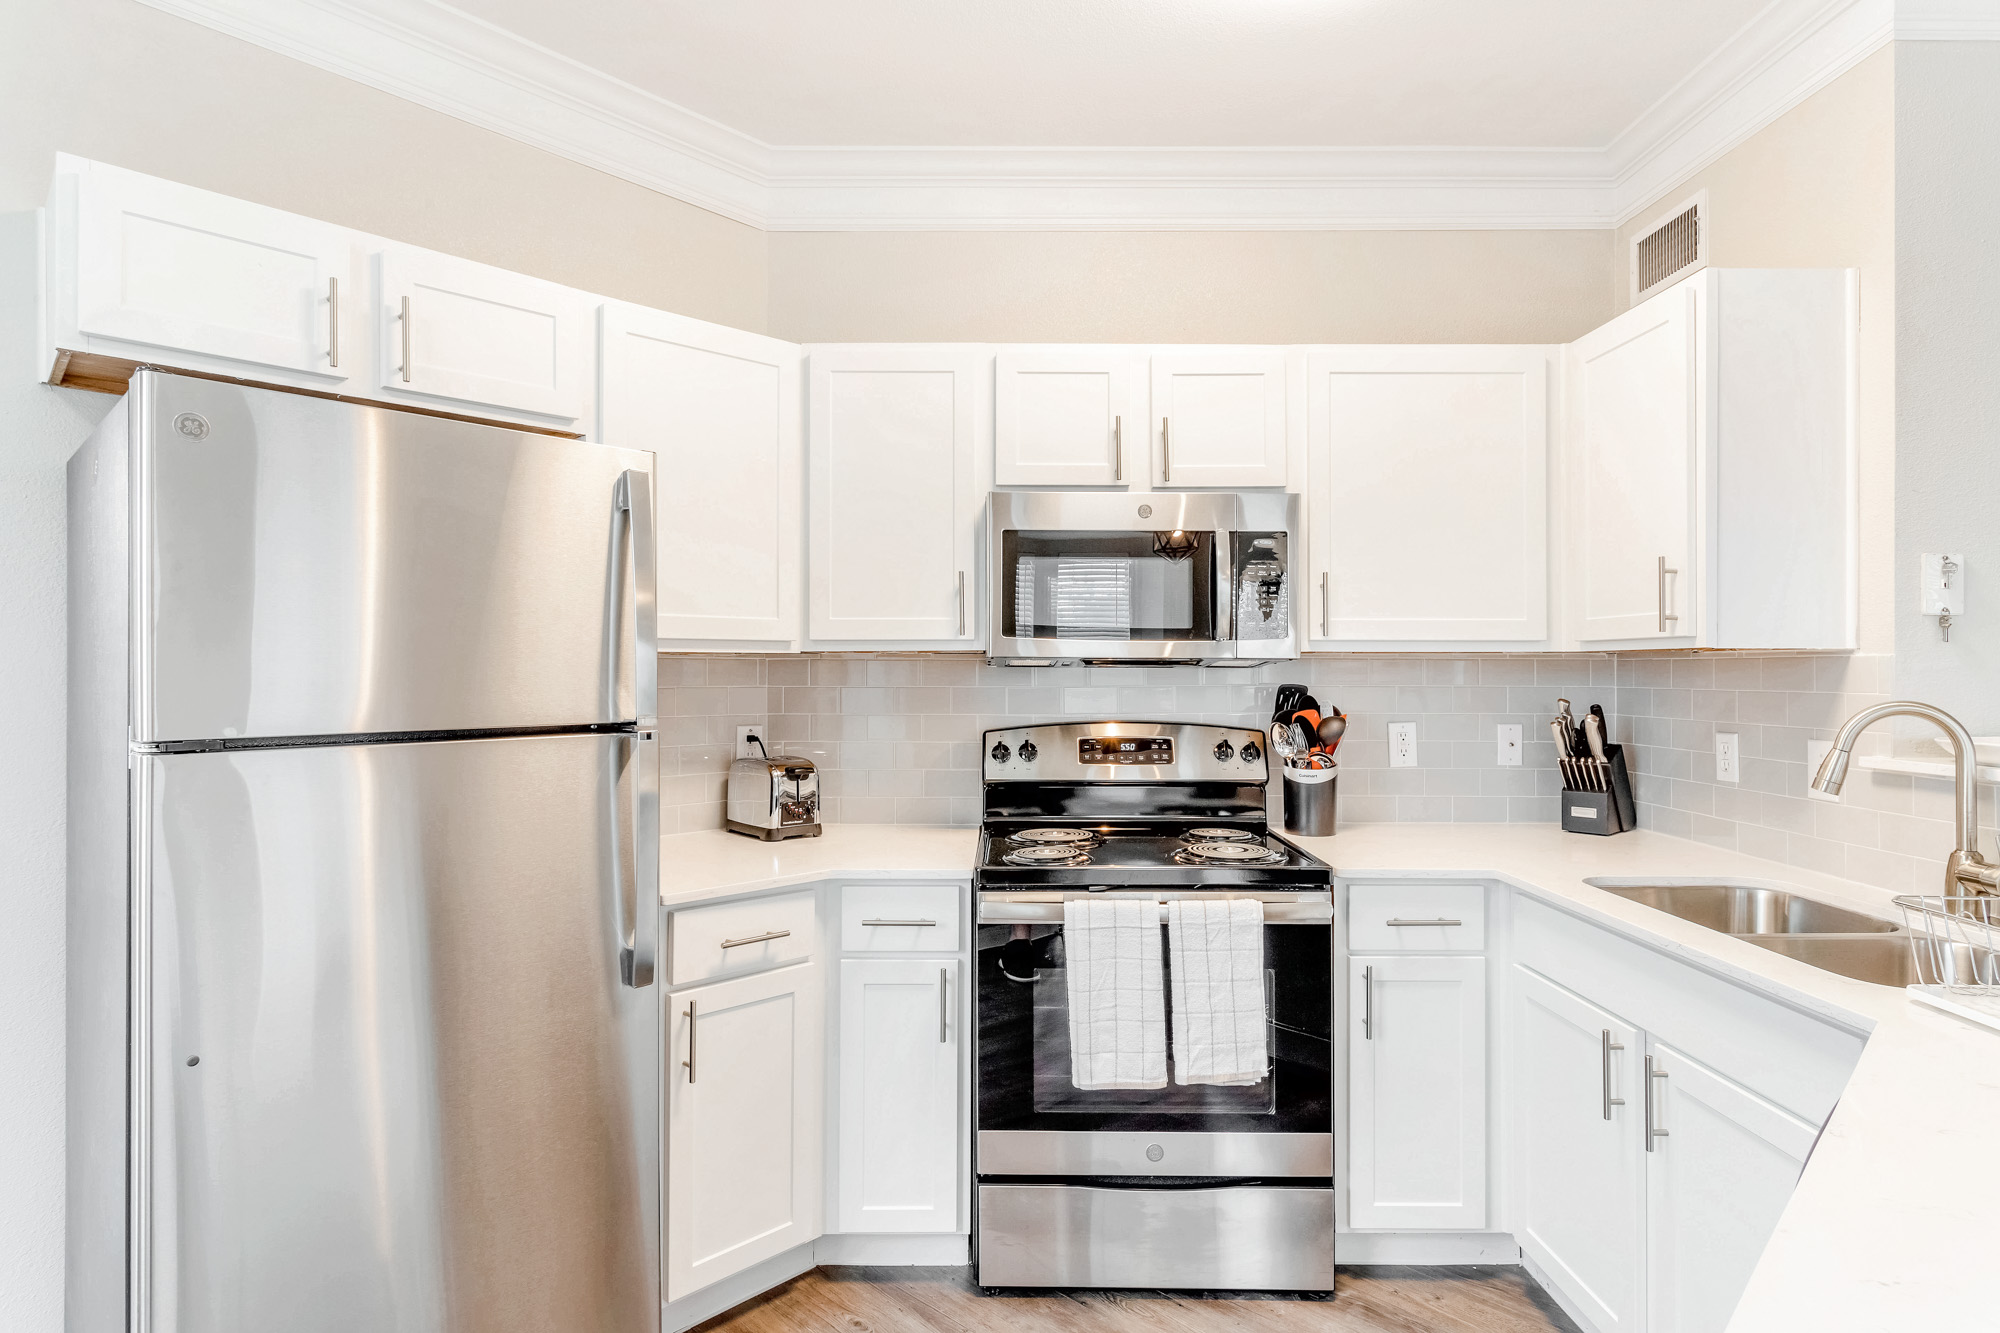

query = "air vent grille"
(1633, 197), (1704, 300)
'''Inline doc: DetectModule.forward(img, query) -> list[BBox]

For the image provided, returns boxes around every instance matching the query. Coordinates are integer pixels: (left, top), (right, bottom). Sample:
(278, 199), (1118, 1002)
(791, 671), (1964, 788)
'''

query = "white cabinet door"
(70, 159), (351, 381)
(836, 959), (960, 1233)
(1306, 347), (1549, 643)
(807, 346), (986, 644)
(994, 349), (1145, 487)
(1151, 352), (1288, 488)
(665, 963), (823, 1302)
(600, 304), (801, 647)
(376, 247), (594, 422)
(1513, 967), (1646, 1333)
(1645, 1041), (1817, 1333)
(1348, 955), (1486, 1230)
(1567, 287), (1697, 643)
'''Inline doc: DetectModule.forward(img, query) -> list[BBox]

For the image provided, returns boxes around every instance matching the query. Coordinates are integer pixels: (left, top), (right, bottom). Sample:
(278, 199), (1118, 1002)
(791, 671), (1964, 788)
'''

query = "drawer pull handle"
(720, 929), (791, 949)
(861, 918), (938, 928)
(1385, 918), (1463, 927)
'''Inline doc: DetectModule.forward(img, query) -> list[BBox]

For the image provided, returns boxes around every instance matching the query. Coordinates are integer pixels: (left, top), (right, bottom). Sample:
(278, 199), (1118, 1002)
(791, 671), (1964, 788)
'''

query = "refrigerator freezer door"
(130, 371), (655, 744)
(136, 731), (658, 1333)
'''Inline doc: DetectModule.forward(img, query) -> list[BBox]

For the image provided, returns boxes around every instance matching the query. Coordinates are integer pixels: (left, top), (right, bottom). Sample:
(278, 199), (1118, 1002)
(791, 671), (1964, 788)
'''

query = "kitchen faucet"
(1811, 700), (1999, 899)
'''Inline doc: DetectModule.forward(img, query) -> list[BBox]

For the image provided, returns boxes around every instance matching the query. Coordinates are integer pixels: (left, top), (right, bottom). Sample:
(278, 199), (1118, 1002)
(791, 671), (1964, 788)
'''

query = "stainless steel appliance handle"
(1602, 1029), (1626, 1121)
(618, 470), (659, 729)
(1113, 415), (1123, 481)
(862, 919), (938, 928)
(939, 967), (949, 1043)
(957, 570), (967, 636)
(399, 293), (412, 383)
(327, 276), (339, 368)
(720, 929), (791, 949)
(1161, 416), (1171, 482)
(978, 896), (1331, 924)
(1645, 1056), (1669, 1149)
(1385, 918), (1462, 927)
(683, 1001), (696, 1083)
(1361, 965), (1374, 1040)
(606, 732), (658, 988)
(1657, 556), (1680, 633)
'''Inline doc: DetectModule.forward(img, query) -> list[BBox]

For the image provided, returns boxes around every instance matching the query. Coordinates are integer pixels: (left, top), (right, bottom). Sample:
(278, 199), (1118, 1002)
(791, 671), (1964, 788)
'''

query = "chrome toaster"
(726, 753), (822, 840)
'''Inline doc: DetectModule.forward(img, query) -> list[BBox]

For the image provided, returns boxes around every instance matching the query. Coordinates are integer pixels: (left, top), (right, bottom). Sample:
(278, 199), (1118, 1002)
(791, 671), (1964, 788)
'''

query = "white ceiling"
(135, 0), (1993, 228)
(448, 0), (1763, 149)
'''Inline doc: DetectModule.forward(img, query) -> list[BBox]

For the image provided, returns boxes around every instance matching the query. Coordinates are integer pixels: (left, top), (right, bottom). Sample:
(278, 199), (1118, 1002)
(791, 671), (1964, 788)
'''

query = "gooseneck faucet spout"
(1812, 701), (1998, 898)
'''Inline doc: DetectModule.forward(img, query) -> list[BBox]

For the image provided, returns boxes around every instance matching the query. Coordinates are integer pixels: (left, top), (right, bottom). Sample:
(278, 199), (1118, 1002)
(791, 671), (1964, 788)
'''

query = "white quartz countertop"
(659, 821), (2000, 1332)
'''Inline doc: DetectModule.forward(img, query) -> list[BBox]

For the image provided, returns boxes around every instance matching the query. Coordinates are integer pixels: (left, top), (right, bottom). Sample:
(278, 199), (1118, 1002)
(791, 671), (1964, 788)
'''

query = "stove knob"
(1241, 740), (1262, 763)
(990, 741), (1012, 764)
(1213, 739), (1234, 761)
(1019, 740), (1038, 762)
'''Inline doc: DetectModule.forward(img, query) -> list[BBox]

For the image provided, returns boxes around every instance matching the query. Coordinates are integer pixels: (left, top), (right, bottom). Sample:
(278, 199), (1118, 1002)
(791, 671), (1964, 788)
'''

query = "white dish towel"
(1063, 898), (1167, 1090)
(1167, 898), (1268, 1086)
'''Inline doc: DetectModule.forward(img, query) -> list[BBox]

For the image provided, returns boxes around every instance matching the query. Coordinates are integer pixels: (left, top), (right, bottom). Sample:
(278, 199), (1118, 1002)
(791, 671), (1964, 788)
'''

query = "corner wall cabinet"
(600, 304), (802, 648)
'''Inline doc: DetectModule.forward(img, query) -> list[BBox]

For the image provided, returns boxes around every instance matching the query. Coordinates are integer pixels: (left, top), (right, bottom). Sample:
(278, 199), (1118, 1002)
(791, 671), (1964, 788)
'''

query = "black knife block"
(1560, 743), (1637, 836)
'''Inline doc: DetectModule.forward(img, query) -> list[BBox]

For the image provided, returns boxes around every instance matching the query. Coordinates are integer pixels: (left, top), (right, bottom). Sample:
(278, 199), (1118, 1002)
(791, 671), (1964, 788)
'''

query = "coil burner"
(1180, 827), (1258, 844)
(1003, 843), (1096, 868)
(1173, 840), (1286, 867)
(1008, 827), (1103, 847)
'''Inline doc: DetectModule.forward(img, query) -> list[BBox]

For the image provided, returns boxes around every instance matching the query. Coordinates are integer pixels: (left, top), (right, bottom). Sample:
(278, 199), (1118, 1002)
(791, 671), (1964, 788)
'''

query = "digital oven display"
(1078, 737), (1174, 766)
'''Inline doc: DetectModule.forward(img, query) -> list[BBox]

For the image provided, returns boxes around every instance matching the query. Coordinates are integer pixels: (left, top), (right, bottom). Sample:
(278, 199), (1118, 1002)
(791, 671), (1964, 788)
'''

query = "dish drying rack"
(1893, 894), (2000, 1033)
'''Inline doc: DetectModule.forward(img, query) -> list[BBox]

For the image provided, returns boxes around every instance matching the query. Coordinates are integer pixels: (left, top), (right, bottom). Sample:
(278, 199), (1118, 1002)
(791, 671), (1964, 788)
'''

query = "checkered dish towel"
(1167, 898), (1268, 1086)
(1063, 898), (1167, 1090)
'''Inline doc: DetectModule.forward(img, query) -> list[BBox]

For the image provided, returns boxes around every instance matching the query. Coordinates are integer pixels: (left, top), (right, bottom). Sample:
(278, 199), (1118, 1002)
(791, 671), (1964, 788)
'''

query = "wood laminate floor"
(691, 1265), (1583, 1333)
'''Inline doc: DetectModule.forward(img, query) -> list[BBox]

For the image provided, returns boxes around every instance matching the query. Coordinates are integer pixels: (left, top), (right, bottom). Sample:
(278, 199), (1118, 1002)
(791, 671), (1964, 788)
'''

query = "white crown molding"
(134, 0), (1998, 231)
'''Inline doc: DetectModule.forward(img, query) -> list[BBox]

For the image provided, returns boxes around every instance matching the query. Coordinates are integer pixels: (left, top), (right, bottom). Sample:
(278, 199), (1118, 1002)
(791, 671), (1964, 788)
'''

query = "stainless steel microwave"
(986, 490), (1300, 666)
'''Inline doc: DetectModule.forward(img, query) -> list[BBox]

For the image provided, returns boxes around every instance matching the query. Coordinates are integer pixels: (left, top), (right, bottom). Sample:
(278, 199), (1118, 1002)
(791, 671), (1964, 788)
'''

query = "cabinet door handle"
(1657, 556), (1680, 633)
(399, 294), (413, 383)
(1645, 1056), (1669, 1149)
(957, 570), (967, 636)
(1385, 918), (1462, 928)
(327, 276), (339, 369)
(720, 929), (790, 949)
(1361, 964), (1374, 1040)
(683, 1001), (697, 1084)
(1113, 415), (1123, 481)
(1320, 571), (1330, 636)
(861, 919), (937, 928)
(939, 967), (950, 1044)
(1161, 416), (1171, 483)
(1601, 1029), (1626, 1121)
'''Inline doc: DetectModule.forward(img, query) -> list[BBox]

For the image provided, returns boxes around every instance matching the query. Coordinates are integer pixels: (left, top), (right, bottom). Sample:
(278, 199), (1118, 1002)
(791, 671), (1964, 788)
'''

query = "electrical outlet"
(1715, 732), (1740, 783)
(1497, 724), (1522, 767)
(1389, 722), (1418, 768)
(1920, 552), (1965, 616)
(736, 725), (765, 760)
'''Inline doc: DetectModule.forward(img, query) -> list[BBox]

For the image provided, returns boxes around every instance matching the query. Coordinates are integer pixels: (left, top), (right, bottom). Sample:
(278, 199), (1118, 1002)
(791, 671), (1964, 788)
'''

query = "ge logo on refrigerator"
(173, 412), (210, 440)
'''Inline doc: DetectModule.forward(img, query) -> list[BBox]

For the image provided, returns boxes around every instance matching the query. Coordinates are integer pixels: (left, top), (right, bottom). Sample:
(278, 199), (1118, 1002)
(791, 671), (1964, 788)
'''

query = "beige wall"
(767, 227), (1616, 344)
(1614, 48), (1895, 655)
(0, 0), (769, 330)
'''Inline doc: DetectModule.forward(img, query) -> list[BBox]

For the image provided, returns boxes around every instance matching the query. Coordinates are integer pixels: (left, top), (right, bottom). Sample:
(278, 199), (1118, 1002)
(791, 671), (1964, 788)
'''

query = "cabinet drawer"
(669, 889), (817, 985)
(1347, 883), (1486, 951)
(839, 883), (962, 953)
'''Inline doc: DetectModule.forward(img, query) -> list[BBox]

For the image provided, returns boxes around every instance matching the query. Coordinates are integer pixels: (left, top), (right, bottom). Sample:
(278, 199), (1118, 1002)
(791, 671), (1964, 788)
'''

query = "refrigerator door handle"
(611, 731), (659, 988)
(613, 469), (659, 730)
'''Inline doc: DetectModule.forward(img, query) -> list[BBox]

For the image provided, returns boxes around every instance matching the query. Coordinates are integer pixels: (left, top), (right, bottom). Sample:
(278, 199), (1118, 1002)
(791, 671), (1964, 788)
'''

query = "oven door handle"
(977, 897), (1331, 925)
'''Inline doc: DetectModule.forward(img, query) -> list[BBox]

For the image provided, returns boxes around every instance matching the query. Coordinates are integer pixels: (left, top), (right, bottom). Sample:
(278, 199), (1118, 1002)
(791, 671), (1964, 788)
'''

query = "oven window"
(977, 921), (1330, 1135)
(1002, 531), (1216, 641)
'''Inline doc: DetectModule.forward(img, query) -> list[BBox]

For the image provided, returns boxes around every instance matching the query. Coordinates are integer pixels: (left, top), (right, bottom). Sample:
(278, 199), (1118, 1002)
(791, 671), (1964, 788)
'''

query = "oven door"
(975, 892), (1332, 1179)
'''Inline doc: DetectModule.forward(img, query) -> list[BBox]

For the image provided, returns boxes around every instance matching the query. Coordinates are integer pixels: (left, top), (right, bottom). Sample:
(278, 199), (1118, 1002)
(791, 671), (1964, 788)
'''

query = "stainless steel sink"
(1594, 883), (1898, 935)
(1740, 933), (1997, 987)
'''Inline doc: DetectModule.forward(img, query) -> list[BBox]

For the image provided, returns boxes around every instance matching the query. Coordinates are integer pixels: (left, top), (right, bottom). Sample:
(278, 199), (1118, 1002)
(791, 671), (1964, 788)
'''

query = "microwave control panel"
(1078, 736), (1174, 766)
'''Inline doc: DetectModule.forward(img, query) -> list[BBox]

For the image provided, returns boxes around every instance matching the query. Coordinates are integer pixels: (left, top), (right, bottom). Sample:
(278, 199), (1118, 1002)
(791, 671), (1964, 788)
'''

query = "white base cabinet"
(665, 961), (823, 1303)
(835, 959), (961, 1233)
(1347, 955), (1488, 1231)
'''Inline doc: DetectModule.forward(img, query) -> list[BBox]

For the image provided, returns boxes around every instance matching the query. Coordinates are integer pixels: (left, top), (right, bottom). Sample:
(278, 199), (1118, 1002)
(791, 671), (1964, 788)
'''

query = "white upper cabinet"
(994, 349), (1146, 487)
(1565, 268), (1856, 650)
(1151, 351), (1288, 488)
(807, 346), (988, 646)
(50, 156), (353, 384)
(600, 305), (801, 648)
(1306, 346), (1550, 646)
(375, 246), (595, 425)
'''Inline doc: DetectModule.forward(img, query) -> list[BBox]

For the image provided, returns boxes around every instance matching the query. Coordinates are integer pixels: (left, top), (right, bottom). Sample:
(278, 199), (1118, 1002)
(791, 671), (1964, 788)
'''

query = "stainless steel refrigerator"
(67, 370), (661, 1333)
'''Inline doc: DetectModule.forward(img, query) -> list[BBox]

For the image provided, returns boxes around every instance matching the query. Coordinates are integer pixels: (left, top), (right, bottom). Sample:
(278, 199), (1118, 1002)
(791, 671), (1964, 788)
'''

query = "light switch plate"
(1389, 722), (1418, 768)
(1497, 724), (1522, 767)
(1715, 731), (1739, 783)
(1921, 552), (1964, 616)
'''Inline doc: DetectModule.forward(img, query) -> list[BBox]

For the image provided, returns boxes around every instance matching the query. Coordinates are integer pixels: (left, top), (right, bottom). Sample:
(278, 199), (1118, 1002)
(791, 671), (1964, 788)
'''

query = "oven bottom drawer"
(978, 1129), (1331, 1178)
(977, 1183), (1335, 1291)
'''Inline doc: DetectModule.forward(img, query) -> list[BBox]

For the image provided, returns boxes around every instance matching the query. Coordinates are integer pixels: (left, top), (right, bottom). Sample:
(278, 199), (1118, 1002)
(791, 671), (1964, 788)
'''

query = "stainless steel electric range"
(973, 721), (1335, 1293)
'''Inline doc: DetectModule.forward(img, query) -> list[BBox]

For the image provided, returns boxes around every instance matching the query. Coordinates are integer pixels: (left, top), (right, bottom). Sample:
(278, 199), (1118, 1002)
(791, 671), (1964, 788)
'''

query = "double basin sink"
(1591, 882), (1932, 986)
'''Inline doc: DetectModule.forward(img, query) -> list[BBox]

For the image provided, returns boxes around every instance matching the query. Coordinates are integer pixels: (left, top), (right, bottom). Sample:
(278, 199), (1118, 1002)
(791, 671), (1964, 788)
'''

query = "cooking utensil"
(1270, 722), (1304, 764)
(1317, 713), (1346, 750)
(1584, 712), (1608, 764)
(1550, 718), (1573, 758)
